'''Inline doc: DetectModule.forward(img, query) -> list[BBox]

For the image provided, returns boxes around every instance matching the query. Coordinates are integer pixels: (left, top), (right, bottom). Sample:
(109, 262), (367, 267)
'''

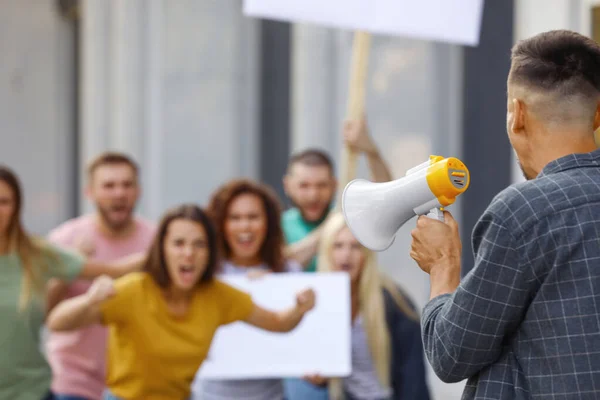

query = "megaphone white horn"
(341, 155), (470, 251)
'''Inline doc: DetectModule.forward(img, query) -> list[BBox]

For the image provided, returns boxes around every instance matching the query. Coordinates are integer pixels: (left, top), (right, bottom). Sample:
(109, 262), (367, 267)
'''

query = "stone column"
(290, 24), (337, 153)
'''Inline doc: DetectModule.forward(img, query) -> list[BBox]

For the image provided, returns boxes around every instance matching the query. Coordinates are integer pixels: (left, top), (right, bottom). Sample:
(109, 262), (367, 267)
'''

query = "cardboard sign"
(195, 272), (351, 379)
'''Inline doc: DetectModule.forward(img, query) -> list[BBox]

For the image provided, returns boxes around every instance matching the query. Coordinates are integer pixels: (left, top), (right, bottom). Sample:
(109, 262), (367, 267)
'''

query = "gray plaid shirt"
(422, 149), (600, 400)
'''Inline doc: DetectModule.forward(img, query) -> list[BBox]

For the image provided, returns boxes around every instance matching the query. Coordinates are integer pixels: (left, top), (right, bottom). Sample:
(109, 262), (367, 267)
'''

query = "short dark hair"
(87, 151), (139, 179)
(143, 204), (218, 287)
(510, 30), (600, 97)
(287, 148), (334, 175)
(207, 179), (286, 273)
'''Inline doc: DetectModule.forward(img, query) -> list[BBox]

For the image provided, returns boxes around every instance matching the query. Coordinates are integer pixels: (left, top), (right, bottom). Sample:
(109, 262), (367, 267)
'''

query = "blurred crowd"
(0, 117), (431, 400)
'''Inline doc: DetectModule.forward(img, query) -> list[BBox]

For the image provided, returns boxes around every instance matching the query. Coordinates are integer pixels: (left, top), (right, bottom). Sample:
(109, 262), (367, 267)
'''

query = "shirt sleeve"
(42, 242), (85, 282)
(421, 213), (536, 383)
(100, 273), (141, 325)
(215, 280), (255, 326)
(47, 224), (74, 247)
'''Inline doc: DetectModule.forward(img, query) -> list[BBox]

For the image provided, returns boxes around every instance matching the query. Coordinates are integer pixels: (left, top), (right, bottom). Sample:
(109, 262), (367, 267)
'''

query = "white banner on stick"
(244, 0), (484, 46)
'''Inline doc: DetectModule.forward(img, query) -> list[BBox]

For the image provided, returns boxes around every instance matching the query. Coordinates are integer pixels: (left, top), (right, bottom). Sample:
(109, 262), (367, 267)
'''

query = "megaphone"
(341, 155), (470, 251)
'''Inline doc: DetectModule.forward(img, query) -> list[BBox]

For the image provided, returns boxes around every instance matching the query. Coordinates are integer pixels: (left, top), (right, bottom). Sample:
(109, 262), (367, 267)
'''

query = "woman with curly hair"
(193, 178), (302, 400)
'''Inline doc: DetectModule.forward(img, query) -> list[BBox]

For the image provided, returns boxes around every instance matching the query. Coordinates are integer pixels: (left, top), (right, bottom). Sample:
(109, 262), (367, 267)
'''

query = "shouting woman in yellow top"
(47, 204), (316, 400)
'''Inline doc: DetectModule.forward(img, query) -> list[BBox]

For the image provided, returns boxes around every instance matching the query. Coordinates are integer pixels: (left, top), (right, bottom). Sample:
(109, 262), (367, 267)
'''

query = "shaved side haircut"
(509, 30), (600, 128)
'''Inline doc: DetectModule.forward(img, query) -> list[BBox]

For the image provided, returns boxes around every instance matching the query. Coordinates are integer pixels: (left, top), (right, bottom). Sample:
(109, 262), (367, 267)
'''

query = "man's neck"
(533, 135), (597, 176)
(300, 207), (331, 226)
(95, 214), (136, 239)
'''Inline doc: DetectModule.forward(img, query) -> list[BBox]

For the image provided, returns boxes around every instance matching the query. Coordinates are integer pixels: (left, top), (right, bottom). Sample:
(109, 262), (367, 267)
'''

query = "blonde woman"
(306, 212), (430, 400)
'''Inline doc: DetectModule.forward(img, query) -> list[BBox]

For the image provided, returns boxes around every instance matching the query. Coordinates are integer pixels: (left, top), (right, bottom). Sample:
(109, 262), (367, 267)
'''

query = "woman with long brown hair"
(47, 203), (315, 400)
(193, 178), (302, 400)
(0, 165), (143, 400)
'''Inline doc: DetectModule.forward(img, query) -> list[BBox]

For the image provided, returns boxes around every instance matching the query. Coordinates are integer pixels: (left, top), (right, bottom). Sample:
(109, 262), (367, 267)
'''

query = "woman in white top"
(193, 178), (301, 400)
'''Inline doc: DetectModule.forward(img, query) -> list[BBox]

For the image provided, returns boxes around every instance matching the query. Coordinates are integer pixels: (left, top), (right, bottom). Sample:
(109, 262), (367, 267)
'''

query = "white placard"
(196, 272), (351, 379)
(244, 0), (484, 46)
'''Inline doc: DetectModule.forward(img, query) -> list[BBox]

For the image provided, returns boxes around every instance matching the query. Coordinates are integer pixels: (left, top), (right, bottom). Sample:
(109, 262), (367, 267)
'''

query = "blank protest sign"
(244, 0), (484, 46)
(196, 272), (351, 379)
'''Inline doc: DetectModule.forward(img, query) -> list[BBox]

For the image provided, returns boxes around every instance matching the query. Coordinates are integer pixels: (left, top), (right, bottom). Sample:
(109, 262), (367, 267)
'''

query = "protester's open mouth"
(340, 263), (352, 271)
(179, 265), (197, 284)
(236, 232), (255, 248)
(306, 204), (322, 214)
(110, 204), (130, 217)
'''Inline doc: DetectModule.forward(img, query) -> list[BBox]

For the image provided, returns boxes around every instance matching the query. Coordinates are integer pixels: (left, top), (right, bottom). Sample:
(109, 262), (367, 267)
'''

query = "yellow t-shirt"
(99, 272), (254, 400)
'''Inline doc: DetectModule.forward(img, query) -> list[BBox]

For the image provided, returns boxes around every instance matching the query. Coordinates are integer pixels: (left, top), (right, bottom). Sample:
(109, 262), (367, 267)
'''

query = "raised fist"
(85, 275), (115, 306)
(295, 288), (316, 313)
(302, 373), (328, 387)
(343, 115), (377, 155)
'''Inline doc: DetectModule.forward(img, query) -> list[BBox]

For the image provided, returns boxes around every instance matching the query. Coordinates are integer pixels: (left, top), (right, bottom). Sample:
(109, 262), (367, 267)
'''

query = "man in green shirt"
(282, 116), (392, 272)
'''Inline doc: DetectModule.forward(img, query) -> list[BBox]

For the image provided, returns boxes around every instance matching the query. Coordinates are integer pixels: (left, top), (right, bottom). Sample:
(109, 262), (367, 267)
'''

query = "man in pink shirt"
(45, 152), (156, 400)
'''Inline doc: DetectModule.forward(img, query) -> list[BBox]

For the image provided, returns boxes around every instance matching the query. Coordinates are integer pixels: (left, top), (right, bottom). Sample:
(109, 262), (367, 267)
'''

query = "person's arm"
(46, 279), (69, 314)
(47, 275), (115, 331)
(365, 148), (393, 183)
(78, 252), (146, 280)
(45, 226), (82, 313)
(414, 212), (534, 383)
(343, 116), (393, 183)
(244, 288), (316, 332)
(283, 226), (324, 268)
(44, 248), (145, 314)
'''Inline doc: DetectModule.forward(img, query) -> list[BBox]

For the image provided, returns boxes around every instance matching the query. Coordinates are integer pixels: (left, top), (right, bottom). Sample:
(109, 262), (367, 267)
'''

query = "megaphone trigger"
(341, 156), (470, 251)
(427, 208), (445, 222)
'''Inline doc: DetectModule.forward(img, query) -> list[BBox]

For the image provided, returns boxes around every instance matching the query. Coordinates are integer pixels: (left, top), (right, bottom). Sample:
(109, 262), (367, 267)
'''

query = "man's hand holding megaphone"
(410, 211), (462, 300)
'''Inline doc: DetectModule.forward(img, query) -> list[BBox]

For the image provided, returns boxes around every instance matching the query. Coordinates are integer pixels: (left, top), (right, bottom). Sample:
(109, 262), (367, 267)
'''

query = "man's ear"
(511, 98), (526, 136)
(593, 102), (600, 131)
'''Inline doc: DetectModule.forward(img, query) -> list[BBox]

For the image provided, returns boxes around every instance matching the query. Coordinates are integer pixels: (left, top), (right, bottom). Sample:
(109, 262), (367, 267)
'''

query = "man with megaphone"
(405, 30), (600, 400)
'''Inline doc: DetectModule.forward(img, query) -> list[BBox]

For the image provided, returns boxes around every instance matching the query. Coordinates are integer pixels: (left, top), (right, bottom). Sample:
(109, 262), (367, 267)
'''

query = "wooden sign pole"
(336, 31), (371, 209)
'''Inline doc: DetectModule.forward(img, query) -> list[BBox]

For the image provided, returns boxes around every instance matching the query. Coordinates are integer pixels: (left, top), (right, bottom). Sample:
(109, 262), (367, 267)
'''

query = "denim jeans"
(102, 390), (190, 400)
(103, 391), (123, 400)
(345, 393), (391, 400)
(53, 395), (90, 400)
(283, 378), (328, 400)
